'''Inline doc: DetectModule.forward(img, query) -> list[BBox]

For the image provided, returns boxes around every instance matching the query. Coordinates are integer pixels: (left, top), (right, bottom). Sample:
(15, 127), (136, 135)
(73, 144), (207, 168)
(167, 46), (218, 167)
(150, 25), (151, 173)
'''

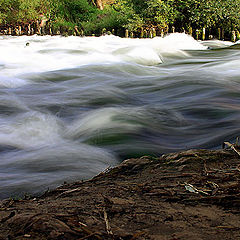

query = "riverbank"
(1, 148), (240, 240)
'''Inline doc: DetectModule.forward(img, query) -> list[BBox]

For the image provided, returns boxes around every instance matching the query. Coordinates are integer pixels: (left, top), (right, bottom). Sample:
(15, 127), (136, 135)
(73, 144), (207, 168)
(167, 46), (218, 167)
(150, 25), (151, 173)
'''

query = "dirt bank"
(1, 149), (240, 240)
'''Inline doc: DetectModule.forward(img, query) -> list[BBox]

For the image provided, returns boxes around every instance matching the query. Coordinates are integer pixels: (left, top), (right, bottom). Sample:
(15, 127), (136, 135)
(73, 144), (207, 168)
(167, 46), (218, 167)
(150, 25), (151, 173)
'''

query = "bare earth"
(1, 149), (240, 240)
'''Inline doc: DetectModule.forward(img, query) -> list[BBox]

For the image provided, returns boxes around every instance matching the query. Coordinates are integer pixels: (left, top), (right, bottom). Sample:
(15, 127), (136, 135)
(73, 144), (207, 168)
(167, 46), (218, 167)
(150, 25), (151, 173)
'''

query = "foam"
(0, 34), (212, 81)
(0, 75), (30, 88)
(0, 111), (63, 149)
(65, 107), (141, 139)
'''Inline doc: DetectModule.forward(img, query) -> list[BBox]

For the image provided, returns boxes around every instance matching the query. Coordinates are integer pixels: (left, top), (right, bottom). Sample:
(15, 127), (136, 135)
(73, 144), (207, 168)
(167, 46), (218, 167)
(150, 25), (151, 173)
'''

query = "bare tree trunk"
(95, 0), (104, 10)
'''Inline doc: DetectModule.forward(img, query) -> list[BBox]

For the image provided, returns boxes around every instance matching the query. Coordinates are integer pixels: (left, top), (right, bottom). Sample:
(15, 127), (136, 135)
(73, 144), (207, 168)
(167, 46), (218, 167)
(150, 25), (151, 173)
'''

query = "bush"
(81, 6), (129, 35)
(51, 17), (76, 35)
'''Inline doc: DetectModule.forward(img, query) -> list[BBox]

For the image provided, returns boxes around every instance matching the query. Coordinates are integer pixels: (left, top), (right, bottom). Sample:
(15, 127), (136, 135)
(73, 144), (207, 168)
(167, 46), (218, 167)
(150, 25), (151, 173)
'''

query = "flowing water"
(0, 33), (240, 199)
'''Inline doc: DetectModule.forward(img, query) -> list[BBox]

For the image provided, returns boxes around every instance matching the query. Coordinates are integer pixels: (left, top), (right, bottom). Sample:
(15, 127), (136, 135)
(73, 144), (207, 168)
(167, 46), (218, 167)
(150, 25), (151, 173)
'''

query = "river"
(0, 33), (239, 198)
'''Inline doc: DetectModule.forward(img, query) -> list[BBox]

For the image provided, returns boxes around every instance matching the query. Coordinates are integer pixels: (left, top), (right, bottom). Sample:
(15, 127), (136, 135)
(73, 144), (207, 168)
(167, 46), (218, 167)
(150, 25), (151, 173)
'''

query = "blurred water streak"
(0, 33), (240, 198)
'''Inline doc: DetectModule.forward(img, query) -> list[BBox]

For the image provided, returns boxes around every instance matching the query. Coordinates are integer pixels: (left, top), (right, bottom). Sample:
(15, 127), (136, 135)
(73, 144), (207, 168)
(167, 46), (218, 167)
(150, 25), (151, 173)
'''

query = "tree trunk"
(95, 0), (104, 10)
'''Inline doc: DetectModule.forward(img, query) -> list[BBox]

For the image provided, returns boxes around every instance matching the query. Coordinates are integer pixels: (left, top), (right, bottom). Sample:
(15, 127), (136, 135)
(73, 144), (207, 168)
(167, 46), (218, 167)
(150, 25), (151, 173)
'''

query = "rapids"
(0, 33), (240, 198)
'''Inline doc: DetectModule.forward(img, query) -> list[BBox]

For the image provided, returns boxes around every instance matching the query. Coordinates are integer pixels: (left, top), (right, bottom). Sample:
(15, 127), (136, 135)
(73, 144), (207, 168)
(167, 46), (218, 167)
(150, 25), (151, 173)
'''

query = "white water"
(0, 33), (208, 78)
(0, 33), (239, 199)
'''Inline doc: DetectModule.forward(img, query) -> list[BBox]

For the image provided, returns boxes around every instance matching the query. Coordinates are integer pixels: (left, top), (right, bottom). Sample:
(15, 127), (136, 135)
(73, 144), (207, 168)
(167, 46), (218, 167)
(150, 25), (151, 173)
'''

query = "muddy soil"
(1, 149), (240, 240)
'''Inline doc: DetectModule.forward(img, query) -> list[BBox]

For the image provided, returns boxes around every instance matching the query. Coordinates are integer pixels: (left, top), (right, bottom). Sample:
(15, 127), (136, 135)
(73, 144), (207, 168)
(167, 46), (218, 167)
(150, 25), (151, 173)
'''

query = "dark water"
(0, 34), (240, 199)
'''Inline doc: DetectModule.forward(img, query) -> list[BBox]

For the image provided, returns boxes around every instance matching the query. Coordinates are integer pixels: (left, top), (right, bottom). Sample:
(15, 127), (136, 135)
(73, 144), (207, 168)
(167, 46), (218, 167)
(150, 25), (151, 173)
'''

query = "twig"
(203, 161), (209, 175)
(103, 208), (113, 236)
(217, 225), (238, 230)
(130, 231), (145, 240)
(56, 187), (82, 198)
(79, 221), (88, 227)
(74, 224), (103, 240)
(78, 232), (102, 240)
(0, 211), (15, 223)
(184, 183), (209, 195)
(211, 168), (240, 173)
(223, 141), (240, 157)
(194, 154), (209, 175)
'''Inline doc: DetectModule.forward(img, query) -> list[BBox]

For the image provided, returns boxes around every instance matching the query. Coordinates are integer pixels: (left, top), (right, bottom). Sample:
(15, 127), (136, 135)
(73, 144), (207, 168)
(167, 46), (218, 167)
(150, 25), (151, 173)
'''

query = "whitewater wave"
(0, 33), (211, 80)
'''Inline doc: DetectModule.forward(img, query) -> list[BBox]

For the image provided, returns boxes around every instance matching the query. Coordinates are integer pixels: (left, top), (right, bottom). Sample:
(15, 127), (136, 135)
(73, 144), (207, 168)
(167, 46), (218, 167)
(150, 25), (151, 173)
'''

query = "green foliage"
(113, 0), (176, 30)
(48, 0), (98, 32)
(0, 0), (18, 24)
(173, 0), (240, 32)
(0, 0), (49, 24)
(18, 0), (49, 22)
(49, 0), (97, 23)
(129, 0), (174, 27)
(81, 6), (129, 35)
(112, 0), (143, 31)
(51, 17), (76, 35)
(0, 0), (240, 38)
